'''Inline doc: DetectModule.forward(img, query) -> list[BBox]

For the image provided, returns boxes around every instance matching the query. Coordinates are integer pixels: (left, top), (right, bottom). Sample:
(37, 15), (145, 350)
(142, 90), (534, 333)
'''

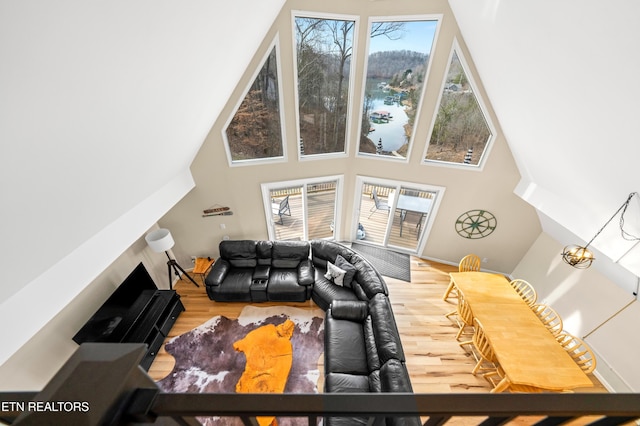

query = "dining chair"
(555, 332), (597, 374)
(509, 279), (537, 306)
(460, 318), (498, 375)
(368, 187), (391, 218)
(531, 304), (563, 336)
(271, 195), (291, 225)
(485, 366), (545, 393)
(445, 293), (475, 341)
(442, 254), (481, 301)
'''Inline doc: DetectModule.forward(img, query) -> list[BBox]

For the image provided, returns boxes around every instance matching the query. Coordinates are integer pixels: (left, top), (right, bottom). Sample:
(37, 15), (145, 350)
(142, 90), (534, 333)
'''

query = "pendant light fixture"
(562, 192), (640, 269)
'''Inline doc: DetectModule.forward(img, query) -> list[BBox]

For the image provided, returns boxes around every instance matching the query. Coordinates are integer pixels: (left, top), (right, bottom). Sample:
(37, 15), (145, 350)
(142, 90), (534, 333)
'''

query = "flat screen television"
(72, 262), (158, 344)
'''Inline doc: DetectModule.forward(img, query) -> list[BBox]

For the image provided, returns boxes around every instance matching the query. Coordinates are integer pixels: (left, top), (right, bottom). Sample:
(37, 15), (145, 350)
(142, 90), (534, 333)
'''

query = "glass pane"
(388, 186), (436, 251)
(225, 46), (284, 162)
(307, 181), (337, 240)
(425, 50), (492, 165)
(294, 16), (355, 156)
(359, 19), (438, 159)
(357, 183), (395, 245)
(270, 187), (303, 241)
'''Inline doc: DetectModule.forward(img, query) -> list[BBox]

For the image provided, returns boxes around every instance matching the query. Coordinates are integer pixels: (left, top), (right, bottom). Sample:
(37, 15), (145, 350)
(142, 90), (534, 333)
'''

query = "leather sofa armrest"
(205, 259), (230, 286)
(330, 300), (369, 322)
(253, 265), (271, 281)
(297, 259), (315, 286)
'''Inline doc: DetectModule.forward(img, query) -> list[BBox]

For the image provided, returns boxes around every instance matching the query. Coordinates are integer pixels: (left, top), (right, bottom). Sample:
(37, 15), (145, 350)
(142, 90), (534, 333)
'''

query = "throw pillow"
(324, 261), (346, 286)
(335, 254), (356, 288)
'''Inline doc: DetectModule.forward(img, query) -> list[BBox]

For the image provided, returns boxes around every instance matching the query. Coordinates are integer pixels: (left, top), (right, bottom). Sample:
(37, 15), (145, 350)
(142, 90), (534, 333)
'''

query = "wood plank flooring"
(148, 256), (607, 397)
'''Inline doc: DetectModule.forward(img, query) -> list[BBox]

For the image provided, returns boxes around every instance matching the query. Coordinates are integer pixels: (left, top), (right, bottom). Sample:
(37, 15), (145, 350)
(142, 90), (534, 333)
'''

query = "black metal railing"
(3, 344), (640, 426)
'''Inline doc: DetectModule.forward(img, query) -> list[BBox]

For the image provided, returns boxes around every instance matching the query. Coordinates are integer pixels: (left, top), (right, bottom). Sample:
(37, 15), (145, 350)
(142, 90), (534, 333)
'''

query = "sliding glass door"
(354, 177), (444, 253)
(262, 176), (343, 241)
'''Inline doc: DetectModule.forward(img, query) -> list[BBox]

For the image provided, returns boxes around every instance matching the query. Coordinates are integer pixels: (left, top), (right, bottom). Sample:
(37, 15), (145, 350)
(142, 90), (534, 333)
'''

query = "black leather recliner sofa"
(205, 240), (314, 302)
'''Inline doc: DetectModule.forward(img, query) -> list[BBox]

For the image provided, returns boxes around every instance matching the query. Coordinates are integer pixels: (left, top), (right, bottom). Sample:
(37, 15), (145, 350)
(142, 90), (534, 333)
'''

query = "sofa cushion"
(335, 254), (357, 288)
(380, 359), (413, 393)
(325, 310), (369, 375)
(268, 269), (307, 302)
(312, 270), (359, 310)
(369, 369), (381, 392)
(220, 240), (257, 268)
(324, 372), (370, 393)
(351, 253), (387, 299)
(311, 240), (353, 269)
(272, 241), (310, 268)
(364, 316), (381, 371)
(207, 268), (253, 301)
(369, 294), (405, 364)
(256, 241), (273, 266)
(330, 300), (368, 322)
(325, 261), (346, 286)
(380, 360), (421, 426)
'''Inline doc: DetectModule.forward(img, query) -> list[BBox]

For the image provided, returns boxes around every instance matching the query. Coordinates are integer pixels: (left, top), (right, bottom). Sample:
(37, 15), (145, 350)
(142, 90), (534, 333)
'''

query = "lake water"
(365, 81), (409, 152)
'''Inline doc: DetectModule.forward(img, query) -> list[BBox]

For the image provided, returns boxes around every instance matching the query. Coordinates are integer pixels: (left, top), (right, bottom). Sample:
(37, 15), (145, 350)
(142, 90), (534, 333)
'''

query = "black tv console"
(73, 288), (184, 371)
(73, 263), (185, 370)
(121, 289), (185, 370)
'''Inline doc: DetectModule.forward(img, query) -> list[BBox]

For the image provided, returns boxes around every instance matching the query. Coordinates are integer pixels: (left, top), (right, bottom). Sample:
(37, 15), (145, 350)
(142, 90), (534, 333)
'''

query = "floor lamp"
(145, 228), (199, 290)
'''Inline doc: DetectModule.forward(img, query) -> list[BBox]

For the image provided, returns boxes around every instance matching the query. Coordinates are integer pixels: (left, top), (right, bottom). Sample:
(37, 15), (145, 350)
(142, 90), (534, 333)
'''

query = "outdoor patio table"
(388, 192), (432, 238)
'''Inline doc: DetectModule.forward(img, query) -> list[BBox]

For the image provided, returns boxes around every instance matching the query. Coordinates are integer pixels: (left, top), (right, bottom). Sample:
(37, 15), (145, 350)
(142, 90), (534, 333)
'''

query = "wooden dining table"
(449, 271), (594, 392)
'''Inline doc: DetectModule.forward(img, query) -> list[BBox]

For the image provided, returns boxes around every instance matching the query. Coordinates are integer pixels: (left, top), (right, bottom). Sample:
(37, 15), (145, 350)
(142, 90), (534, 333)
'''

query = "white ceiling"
(2, 0), (640, 364)
(448, 0), (640, 274)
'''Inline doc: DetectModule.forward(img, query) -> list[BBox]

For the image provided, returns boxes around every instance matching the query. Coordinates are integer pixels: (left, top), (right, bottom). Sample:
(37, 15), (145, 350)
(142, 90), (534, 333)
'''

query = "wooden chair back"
(555, 332), (597, 374)
(459, 254), (481, 272)
(446, 294), (475, 341)
(510, 279), (537, 306)
(531, 304), (563, 336)
(470, 318), (497, 375)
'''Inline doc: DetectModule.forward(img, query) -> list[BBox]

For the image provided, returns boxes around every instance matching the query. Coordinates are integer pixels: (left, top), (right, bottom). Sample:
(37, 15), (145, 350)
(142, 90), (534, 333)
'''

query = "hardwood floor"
(148, 256), (607, 396)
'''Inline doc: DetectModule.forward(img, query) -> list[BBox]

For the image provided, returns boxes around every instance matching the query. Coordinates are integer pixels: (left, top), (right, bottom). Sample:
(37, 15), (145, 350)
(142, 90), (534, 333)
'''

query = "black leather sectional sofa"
(205, 239), (419, 426)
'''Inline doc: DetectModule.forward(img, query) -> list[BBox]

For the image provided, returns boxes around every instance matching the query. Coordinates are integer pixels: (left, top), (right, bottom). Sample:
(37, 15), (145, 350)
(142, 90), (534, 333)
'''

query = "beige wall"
(0, 225), (175, 391)
(160, 0), (541, 274)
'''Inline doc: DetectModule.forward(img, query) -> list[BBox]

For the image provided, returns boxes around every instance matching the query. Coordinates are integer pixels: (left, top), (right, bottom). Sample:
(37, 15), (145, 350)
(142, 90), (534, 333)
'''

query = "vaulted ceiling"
(449, 0), (640, 275)
(2, 0), (640, 365)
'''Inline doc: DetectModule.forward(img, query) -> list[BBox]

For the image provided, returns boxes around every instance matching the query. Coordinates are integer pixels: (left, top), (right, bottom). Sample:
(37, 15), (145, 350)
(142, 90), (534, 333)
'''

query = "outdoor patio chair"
(368, 188), (390, 218)
(272, 195), (291, 225)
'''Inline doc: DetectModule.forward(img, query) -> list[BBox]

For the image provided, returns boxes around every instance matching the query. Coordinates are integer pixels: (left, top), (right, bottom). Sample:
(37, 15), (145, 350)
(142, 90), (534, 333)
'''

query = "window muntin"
(223, 40), (285, 165)
(358, 18), (439, 160)
(293, 14), (357, 157)
(424, 43), (493, 167)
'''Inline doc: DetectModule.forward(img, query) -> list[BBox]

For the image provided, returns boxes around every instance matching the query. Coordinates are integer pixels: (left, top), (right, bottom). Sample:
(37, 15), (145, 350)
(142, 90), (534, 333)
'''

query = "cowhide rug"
(156, 305), (325, 426)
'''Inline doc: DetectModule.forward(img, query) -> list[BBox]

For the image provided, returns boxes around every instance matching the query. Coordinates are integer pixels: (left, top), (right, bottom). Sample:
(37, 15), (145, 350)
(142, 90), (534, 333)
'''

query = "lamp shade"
(145, 228), (175, 253)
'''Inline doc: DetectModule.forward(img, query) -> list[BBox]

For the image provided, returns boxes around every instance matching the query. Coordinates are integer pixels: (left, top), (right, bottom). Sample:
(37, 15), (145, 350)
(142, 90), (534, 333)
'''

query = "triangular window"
(424, 44), (493, 166)
(223, 40), (285, 164)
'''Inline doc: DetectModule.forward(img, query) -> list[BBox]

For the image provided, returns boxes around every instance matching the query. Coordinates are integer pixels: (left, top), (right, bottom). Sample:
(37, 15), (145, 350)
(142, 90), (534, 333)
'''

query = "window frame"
(291, 10), (360, 162)
(356, 14), (442, 163)
(222, 35), (288, 167)
(352, 175), (446, 254)
(261, 174), (345, 241)
(421, 38), (496, 171)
